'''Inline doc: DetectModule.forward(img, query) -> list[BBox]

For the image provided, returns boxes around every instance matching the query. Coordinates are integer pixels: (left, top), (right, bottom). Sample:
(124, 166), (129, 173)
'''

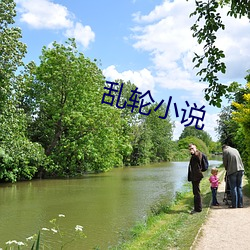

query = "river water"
(0, 159), (221, 249)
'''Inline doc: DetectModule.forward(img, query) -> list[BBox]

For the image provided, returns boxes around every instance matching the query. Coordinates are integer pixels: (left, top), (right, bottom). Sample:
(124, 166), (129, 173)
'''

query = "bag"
(200, 153), (209, 172)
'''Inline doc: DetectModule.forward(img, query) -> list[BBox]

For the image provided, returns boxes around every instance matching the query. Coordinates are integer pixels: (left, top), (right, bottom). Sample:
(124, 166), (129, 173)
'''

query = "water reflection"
(0, 160), (221, 249)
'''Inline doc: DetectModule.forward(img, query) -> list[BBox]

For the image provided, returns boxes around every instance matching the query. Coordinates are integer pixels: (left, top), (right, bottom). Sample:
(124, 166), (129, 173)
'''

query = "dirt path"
(192, 174), (250, 250)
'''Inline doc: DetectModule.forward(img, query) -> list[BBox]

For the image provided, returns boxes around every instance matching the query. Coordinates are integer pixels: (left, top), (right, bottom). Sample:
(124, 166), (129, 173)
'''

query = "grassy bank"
(111, 169), (225, 250)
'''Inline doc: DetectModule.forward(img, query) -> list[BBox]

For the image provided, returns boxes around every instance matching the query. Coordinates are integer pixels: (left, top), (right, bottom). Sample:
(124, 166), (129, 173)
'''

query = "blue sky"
(14, 0), (250, 141)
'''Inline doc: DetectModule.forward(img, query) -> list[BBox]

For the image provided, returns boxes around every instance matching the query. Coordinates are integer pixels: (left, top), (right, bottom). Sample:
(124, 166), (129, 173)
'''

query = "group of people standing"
(188, 143), (244, 214)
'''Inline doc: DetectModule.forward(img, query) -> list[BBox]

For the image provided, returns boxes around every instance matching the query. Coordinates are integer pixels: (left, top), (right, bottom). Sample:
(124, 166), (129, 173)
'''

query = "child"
(209, 168), (220, 206)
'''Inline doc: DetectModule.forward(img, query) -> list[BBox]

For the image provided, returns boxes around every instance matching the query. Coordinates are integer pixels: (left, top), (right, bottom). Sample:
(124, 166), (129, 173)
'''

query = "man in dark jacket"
(188, 143), (204, 214)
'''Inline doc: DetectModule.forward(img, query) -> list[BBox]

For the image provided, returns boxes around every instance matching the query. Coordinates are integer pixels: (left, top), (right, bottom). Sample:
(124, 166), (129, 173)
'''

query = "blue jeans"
(211, 187), (218, 205)
(228, 170), (244, 208)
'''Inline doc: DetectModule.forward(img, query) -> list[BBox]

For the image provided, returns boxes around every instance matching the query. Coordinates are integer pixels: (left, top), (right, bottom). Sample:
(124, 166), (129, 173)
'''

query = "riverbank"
(112, 168), (224, 249)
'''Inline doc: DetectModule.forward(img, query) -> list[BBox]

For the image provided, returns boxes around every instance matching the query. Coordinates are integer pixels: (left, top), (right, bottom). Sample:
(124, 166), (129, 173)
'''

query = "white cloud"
(214, 7), (250, 80)
(103, 65), (155, 93)
(131, 0), (250, 91)
(65, 22), (95, 48)
(16, 0), (95, 48)
(16, 0), (73, 29)
(130, 0), (200, 93)
(203, 113), (219, 141)
(132, 1), (175, 23)
(173, 120), (183, 141)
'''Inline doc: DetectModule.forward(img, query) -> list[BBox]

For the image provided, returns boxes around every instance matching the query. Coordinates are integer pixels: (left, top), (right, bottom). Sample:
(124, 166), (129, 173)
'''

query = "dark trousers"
(192, 181), (202, 212)
(211, 187), (218, 205)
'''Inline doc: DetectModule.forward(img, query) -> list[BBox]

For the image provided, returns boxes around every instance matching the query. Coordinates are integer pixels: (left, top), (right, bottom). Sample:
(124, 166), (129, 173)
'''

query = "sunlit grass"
(111, 172), (221, 250)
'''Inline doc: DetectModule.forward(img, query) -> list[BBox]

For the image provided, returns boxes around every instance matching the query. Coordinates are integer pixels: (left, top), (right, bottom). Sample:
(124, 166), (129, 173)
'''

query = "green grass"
(243, 176), (250, 197)
(111, 171), (225, 250)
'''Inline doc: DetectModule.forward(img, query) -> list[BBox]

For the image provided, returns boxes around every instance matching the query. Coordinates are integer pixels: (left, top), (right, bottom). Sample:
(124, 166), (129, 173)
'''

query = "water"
(0, 159), (221, 249)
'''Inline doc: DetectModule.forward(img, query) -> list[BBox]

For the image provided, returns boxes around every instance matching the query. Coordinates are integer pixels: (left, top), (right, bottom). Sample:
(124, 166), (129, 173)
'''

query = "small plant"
(1, 214), (86, 249)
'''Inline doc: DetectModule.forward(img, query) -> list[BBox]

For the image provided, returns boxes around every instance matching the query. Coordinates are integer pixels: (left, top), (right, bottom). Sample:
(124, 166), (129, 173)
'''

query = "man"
(188, 143), (204, 214)
(222, 144), (244, 208)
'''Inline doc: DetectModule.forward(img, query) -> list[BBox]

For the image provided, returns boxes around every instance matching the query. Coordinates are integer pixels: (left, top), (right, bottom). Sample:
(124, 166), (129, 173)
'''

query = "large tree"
(0, 0), (47, 182)
(24, 39), (129, 175)
(190, 0), (250, 107)
(0, 0), (26, 108)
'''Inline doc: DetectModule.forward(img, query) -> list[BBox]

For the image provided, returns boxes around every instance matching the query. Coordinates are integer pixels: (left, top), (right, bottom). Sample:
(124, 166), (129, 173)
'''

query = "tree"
(107, 80), (174, 165)
(190, 0), (250, 107)
(178, 136), (209, 156)
(106, 79), (141, 165)
(0, 0), (27, 109)
(230, 75), (250, 176)
(0, 0), (47, 182)
(209, 141), (222, 154)
(216, 72), (250, 150)
(216, 106), (240, 147)
(144, 103), (174, 162)
(179, 126), (212, 146)
(24, 39), (128, 175)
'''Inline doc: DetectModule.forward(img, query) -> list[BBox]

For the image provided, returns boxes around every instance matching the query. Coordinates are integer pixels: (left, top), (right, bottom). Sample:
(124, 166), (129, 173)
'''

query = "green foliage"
(0, 0), (27, 108)
(216, 106), (240, 147)
(189, 0), (250, 107)
(178, 136), (209, 156)
(230, 74), (250, 176)
(179, 126), (212, 147)
(216, 72), (250, 177)
(0, 108), (50, 182)
(144, 103), (174, 162)
(172, 148), (190, 161)
(209, 141), (222, 154)
(190, 0), (226, 107)
(31, 231), (40, 250)
(24, 39), (131, 175)
(125, 102), (174, 165)
(224, 0), (250, 19)
(0, 1), (176, 181)
(106, 80), (174, 166)
(0, 0), (48, 182)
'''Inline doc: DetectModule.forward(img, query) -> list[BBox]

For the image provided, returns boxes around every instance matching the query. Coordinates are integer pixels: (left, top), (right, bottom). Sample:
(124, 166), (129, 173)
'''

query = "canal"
(0, 159), (221, 249)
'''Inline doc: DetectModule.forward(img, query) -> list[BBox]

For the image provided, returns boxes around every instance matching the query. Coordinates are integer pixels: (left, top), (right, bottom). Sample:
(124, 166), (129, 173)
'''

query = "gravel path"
(192, 174), (250, 250)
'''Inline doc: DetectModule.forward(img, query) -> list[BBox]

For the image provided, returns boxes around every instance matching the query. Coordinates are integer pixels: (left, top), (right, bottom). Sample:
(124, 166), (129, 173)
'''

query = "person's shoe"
(212, 203), (220, 206)
(228, 205), (236, 208)
(238, 205), (243, 208)
(190, 209), (201, 214)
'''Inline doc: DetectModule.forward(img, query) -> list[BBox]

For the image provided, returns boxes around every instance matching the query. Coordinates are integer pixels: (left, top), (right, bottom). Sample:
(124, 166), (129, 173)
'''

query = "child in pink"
(209, 168), (220, 206)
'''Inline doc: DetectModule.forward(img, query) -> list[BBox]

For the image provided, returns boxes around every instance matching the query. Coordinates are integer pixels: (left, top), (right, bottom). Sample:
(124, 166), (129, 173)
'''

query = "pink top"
(209, 175), (219, 188)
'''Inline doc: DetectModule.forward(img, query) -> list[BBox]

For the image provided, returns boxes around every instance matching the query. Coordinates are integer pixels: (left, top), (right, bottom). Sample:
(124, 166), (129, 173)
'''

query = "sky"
(14, 0), (250, 141)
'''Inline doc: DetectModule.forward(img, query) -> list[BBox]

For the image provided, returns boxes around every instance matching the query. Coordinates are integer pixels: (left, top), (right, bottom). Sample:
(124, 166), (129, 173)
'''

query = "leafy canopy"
(189, 0), (250, 107)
